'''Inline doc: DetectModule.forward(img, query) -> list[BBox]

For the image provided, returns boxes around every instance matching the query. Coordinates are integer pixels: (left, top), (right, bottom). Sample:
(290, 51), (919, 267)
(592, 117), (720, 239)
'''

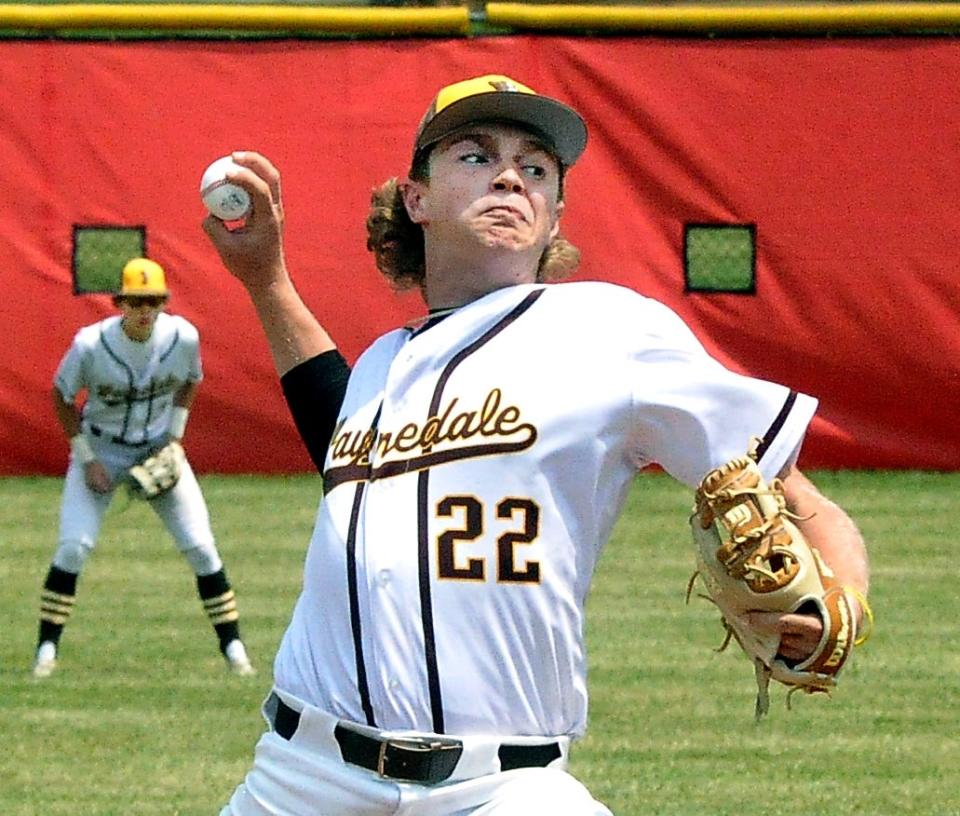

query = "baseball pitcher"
(203, 76), (870, 814)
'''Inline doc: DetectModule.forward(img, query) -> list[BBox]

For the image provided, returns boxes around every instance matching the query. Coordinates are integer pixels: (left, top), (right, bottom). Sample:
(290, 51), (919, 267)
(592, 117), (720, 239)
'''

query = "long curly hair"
(365, 158), (580, 292)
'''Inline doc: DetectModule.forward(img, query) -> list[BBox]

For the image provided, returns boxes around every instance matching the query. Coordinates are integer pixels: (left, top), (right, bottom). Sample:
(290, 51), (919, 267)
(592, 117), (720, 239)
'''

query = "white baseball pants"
(55, 435), (221, 574)
(220, 690), (613, 816)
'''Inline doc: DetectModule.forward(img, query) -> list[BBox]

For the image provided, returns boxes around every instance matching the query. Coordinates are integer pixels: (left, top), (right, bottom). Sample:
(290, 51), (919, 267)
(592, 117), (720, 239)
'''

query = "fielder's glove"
(128, 441), (185, 500)
(687, 442), (870, 718)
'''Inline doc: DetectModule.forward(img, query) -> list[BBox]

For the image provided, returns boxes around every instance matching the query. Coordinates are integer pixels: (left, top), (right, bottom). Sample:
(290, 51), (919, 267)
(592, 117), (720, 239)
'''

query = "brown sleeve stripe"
(754, 390), (798, 462)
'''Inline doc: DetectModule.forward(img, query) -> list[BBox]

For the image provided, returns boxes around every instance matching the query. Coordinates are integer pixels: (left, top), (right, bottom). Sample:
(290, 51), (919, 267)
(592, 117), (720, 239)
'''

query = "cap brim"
(120, 284), (169, 296)
(415, 92), (588, 168)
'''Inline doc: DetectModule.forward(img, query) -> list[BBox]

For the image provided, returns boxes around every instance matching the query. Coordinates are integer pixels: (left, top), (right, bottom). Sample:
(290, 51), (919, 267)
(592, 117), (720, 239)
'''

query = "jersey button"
(377, 569), (391, 586)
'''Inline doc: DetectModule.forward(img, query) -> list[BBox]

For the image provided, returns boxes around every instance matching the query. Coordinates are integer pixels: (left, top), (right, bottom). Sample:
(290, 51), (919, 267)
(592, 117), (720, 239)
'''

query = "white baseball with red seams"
(200, 156), (251, 220)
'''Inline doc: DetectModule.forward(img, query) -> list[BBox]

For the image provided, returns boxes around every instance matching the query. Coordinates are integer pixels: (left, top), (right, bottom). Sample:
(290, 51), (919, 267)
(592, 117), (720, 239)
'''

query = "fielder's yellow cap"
(120, 258), (169, 297)
(413, 74), (588, 169)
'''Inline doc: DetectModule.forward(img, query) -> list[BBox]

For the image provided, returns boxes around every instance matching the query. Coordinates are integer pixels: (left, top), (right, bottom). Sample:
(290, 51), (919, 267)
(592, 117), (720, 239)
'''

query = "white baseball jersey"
(273, 281), (817, 739)
(54, 313), (202, 445)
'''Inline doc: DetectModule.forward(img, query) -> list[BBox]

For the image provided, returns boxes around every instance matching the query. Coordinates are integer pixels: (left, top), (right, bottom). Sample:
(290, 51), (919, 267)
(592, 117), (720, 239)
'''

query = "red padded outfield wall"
(1, 37), (958, 474)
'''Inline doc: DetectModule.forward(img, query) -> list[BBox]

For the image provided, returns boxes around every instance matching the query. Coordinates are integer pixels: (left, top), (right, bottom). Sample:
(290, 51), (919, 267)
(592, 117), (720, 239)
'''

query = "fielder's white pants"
(56, 434), (221, 573)
(220, 690), (613, 816)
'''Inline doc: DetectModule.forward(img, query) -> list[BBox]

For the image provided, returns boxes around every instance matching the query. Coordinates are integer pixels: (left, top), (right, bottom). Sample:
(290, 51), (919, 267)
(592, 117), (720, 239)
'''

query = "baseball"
(200, 156), (251, 220)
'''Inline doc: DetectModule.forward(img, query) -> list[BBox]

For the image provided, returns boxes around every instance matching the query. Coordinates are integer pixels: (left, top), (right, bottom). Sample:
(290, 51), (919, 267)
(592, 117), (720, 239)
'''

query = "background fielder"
(33, 258), (254, 679)
(203, 76), (870, 814)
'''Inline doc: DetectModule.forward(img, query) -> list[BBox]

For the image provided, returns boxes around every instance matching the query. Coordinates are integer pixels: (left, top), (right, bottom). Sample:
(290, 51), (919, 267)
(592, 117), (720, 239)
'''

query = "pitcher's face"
(405, 124), (564, 259)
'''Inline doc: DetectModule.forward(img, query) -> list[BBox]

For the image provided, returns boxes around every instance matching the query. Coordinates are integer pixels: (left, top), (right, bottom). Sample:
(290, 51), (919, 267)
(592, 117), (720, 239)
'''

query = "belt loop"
(271, 695), (301, 741)
(377, 741), (389, 777)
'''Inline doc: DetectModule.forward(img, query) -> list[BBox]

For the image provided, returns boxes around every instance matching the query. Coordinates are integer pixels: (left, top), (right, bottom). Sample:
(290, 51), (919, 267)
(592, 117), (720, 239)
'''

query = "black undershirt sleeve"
(279, 349), (351, 474)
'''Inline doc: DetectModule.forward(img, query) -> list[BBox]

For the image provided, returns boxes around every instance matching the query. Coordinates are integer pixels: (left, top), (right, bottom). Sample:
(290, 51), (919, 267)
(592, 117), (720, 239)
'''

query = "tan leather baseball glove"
(128, 441), (185, 500)
(687, 442), (869, 717)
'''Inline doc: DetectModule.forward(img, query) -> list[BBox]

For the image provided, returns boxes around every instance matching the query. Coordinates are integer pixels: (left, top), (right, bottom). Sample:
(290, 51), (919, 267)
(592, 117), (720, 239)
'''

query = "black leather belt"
(88, 425), (149, 446)
(269, 694), (561, 784)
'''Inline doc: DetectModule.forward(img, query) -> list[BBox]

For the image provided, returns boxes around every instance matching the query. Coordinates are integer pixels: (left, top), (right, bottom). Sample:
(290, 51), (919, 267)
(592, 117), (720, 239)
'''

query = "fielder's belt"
(88, 424), (150, 447)
(268, 693), (561, 785)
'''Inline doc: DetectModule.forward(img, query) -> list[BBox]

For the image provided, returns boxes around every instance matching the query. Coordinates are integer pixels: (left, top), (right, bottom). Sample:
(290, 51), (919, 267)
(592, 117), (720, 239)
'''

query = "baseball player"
(203, 76), (870, 814)
(33, 258), (254, 679)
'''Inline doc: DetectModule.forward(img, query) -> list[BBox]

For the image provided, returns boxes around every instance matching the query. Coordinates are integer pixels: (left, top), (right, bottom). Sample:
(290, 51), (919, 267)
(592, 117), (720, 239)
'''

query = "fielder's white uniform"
(53, 312), (221, 575)
(223, 281), (817, 815)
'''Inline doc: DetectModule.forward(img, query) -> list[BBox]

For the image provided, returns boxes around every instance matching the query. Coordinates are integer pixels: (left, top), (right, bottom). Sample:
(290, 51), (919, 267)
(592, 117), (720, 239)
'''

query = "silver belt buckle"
(376, 736), (460, 779)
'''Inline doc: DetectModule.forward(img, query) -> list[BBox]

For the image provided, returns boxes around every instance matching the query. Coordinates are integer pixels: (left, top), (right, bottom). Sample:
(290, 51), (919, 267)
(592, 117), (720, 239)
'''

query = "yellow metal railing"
(2, 1), (960, 34)
(0, 3), (470, 33)
(486, 2), (960, 32)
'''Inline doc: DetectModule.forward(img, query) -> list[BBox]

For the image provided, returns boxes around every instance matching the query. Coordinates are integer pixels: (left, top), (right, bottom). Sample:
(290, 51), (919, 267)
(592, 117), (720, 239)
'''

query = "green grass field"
(1, 470), (957, 815)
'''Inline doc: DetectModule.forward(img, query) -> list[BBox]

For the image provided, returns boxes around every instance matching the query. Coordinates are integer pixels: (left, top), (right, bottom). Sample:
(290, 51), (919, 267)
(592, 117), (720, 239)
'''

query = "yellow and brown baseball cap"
(119, 258), (169, 297)
(413, 75), (588, 169)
